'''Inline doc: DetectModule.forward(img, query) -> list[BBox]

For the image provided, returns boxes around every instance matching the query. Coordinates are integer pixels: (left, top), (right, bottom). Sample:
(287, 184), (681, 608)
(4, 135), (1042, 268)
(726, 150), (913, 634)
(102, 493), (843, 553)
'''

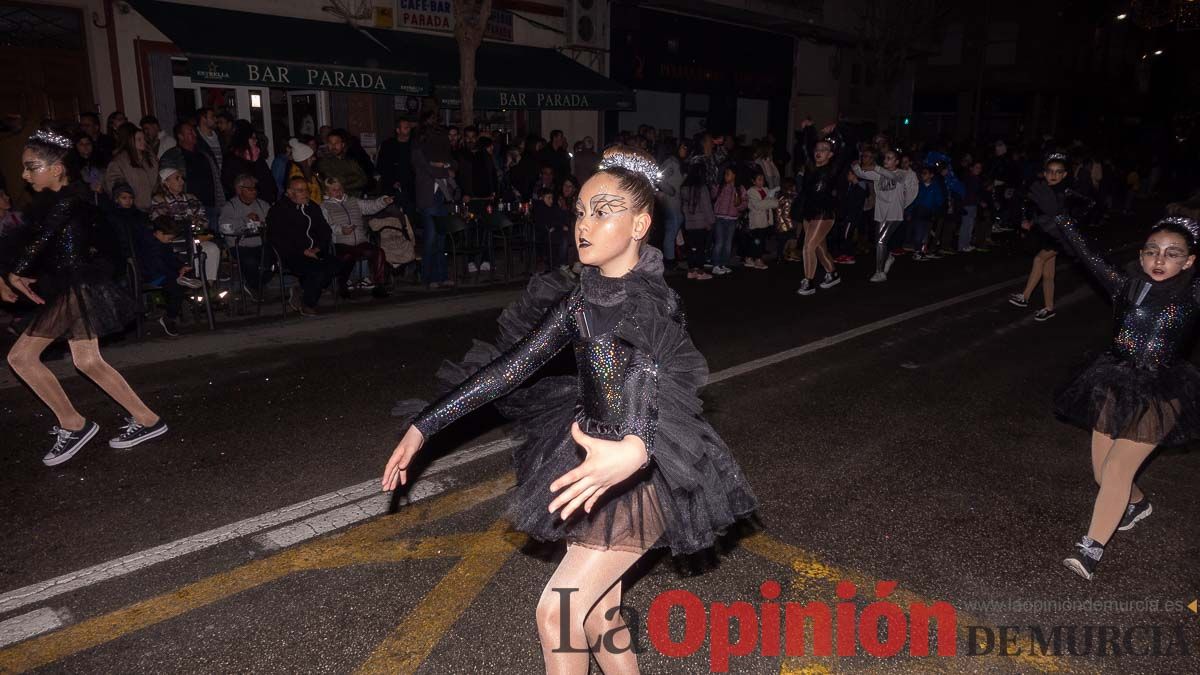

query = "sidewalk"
(0, 284), (525, 390)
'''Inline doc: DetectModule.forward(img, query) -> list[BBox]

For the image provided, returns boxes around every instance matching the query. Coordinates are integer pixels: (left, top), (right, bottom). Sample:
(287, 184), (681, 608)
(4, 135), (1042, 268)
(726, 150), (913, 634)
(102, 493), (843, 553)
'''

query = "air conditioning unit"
(565, 0), (607, 48)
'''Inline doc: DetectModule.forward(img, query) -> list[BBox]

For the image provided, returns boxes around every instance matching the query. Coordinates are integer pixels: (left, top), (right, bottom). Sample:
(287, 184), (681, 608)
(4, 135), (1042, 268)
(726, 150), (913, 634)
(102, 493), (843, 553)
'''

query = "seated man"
(218, 173), (272, 300)
(266, 176), (338, 316)
(319, 176), (392, 299)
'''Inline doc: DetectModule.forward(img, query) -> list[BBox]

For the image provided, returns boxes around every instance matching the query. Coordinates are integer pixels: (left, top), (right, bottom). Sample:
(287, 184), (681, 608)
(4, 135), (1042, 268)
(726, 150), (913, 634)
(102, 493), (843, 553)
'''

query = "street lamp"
(1154, 49), (1164, 55)
(1117, 13), (1128, 20)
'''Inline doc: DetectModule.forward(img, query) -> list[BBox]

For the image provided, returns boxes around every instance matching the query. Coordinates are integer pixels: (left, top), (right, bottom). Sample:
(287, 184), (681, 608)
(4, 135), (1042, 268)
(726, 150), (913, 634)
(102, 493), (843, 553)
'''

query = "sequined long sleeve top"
(11, 183), (95, 278)
(411, 282), (661, 453)
(1051, 216), (1200, 369)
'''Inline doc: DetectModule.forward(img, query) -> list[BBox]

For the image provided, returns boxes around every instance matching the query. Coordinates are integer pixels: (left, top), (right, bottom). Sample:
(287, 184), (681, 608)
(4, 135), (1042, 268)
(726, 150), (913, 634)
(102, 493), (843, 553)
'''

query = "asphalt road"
(1, 227), (1198, 674)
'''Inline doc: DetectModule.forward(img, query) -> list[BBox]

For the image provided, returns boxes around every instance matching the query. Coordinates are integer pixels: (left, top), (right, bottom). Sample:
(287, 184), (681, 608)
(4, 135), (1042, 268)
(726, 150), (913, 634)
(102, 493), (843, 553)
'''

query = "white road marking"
(0, 440), (517, 616)
(0, 607), (70, 648)
(0, 275), (1036, 616)
(252, 475), (458, 551)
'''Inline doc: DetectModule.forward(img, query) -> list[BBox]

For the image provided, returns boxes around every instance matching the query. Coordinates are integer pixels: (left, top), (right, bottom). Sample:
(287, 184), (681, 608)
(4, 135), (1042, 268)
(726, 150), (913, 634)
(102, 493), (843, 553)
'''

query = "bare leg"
(1041, 252), (1057, 310)
(1021, 251), (1047, 300)
(1092, 430), (1146, 505)
(801, 220), (819, 279)
(1086, 438), (1157, 545)
(67, 339), (159, 427)
(7, 334), (86, 430)
(536, 545), (643, 675)
(811, 219), (835, 273)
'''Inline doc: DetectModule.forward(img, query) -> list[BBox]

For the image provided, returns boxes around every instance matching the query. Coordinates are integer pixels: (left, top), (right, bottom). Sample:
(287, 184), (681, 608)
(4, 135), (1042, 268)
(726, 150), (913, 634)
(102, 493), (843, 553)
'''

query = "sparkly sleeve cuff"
(621, 351), (660, 468)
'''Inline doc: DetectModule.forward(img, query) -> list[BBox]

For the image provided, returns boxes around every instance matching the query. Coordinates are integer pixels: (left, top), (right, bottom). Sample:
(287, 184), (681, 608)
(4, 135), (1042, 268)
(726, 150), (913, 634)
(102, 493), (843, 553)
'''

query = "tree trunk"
(454, 0), (493, 126)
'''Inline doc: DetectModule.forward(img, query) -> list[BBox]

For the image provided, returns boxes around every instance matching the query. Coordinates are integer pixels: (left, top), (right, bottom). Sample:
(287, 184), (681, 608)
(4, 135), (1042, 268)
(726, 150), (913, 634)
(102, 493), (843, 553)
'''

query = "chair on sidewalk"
(437, 214), (484, 285)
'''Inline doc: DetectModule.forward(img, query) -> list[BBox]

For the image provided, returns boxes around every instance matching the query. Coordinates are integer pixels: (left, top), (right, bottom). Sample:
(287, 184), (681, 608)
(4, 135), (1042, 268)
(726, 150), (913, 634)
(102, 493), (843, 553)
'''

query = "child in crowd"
(776, 177), (799, 262)
(711, 167), (746, 275)
(744, 172), (778, 270)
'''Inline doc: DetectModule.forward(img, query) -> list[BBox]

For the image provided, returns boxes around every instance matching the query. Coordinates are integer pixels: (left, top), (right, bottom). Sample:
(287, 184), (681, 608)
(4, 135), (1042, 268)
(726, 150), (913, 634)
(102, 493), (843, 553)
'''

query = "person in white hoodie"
(853, 148), (917, 282)
(320, 176), (392, 298)
(656, 142), (687, 268)
(745, 171), (779, 269)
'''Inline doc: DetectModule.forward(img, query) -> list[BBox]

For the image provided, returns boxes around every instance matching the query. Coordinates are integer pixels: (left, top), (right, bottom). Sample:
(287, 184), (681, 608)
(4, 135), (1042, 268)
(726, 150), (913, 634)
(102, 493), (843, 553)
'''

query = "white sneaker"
(883, 255), (896, 274)
(468, 262), (478, 273)
(480, 261), (492, 272)
(870, 272), (887, 283)
(711, 266), (730, 276)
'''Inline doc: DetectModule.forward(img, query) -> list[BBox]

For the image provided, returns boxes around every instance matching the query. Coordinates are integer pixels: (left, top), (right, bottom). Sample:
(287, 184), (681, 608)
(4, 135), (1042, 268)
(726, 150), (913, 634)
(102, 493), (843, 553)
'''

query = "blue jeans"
(713, 217), (737, 267)
(419, 199), (448, 284)
(958, 205), (977, 251)
(661, 205), (682, 262)
(909, 218), (932, 252)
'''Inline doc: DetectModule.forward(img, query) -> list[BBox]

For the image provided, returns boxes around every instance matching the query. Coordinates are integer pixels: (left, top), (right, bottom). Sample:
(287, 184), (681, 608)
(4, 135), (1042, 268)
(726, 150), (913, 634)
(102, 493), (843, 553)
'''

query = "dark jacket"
(12, 182), (99, 278)
(163, 145), (224, 209)
(222, 153), (278, 205)
(377, 136), (415, 199)
(267, 199), (332, 260)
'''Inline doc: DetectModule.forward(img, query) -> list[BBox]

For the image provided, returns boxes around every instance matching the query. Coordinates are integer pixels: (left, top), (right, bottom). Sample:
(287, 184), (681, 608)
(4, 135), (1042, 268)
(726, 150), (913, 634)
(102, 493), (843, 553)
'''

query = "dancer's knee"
(70, 348), (105, 376)
(6, 348), (32, 374)
(537, 588), (579, 641)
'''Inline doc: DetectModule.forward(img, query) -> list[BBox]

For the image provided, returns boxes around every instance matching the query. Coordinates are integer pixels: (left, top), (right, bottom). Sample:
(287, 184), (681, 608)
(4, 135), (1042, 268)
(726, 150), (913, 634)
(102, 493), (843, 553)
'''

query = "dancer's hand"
(5, 274), (43, 305)
(0, 281), (16, 303)
(382, 425), (425, 491)
(549, 422), (649, 520)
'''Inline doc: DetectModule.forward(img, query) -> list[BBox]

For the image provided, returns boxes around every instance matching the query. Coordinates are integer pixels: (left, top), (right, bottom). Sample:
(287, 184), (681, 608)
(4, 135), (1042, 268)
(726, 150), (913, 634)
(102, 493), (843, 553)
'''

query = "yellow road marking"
(0, 473), (516, 673)
(355, 520), (523, 674)
(742, 535), (1069, 674)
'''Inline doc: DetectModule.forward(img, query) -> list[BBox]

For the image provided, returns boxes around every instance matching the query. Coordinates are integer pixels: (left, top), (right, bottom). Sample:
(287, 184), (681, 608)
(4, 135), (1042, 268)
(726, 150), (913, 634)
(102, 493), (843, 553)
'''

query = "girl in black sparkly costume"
(2, 130), (168, 467)
(1039, 214), (1200, 581)
(382, 146), (757, 672)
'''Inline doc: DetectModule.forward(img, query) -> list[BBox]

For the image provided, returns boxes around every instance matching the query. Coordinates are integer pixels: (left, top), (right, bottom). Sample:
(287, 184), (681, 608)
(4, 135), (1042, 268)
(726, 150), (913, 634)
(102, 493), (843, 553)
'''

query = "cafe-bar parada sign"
(189, 58), (429, 96)
(396, 0), (514, 41)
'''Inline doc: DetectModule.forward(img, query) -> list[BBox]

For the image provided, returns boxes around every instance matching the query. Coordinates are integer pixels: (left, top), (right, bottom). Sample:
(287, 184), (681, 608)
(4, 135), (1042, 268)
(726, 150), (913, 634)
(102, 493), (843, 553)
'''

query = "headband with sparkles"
(1045, 152), (1069, 164)
(598, 153), (663, 188)
(30, 129), (72, 150)
(1156, 215), (1200, 242)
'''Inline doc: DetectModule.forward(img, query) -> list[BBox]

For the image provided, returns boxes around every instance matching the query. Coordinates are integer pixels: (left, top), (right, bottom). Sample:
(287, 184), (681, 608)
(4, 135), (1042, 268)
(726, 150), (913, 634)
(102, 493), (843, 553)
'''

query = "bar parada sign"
(435, 86), (635, 111)
(189, 57), (429, 96)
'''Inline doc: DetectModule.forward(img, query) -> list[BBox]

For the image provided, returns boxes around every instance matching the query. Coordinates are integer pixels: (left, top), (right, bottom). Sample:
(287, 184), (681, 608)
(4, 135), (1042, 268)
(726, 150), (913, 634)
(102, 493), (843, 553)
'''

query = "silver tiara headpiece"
(1156, 216), (1200, 241)
(598, 153), (663, 188)
(1045, 152), (1069, 164)
(31, 128), (72, 150)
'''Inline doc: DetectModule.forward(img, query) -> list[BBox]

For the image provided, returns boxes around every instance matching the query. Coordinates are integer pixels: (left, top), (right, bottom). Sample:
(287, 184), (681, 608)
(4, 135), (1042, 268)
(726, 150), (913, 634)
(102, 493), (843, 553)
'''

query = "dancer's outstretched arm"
(1043, 215), (1125, 298)
(383, 298), (575, 489)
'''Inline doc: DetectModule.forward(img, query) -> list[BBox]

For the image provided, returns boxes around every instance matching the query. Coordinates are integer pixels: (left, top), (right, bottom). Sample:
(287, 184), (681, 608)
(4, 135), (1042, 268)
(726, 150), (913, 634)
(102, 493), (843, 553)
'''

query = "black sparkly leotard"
(8, 182), (133, 339)
(407, 246), (757, 554)
(1048, 216), (1200, 446)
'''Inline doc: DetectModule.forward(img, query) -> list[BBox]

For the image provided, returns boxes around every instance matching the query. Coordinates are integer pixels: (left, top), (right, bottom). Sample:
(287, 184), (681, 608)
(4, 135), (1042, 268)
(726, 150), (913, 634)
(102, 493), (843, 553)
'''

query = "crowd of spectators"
(0, 103), (1190, 338)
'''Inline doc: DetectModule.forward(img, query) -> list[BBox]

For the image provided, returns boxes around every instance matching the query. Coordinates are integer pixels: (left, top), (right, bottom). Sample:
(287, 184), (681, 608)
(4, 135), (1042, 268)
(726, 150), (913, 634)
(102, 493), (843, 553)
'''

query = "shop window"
(199, 87), (238, 118)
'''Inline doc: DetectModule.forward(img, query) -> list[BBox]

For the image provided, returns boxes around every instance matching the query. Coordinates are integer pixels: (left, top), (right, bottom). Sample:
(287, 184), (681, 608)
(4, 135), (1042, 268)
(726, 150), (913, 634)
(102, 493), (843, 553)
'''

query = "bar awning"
(367, 29), (635, 111)
(129, 0), (634, 111)
(129, 0), (429, 96)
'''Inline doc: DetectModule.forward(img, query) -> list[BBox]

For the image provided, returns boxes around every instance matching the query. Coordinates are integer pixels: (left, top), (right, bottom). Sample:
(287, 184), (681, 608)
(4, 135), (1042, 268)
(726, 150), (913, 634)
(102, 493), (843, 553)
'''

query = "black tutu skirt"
(397, 267), (758, 556)
(1054, 352), (1200, 447)
(23, 264), (135, 340)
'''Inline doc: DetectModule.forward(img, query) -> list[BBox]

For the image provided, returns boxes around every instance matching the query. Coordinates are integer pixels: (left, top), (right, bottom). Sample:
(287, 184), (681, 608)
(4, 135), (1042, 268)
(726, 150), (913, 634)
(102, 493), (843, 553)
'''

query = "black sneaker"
(796, 278), (816, 296)
(1034, 308), (1057, 322)
(43, 422), (100, 466)
(1008, 293), (1029, 308)
(819, 271), (841, 289)
(1062, 536), (1104, 581)
(1117, 499), (1153, 531)
(108, 417), (169, 449)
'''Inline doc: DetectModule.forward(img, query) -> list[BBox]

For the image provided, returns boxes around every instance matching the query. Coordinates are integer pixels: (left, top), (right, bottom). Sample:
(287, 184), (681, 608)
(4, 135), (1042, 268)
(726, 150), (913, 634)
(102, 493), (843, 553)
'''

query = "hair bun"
(598, 145), (662, 188)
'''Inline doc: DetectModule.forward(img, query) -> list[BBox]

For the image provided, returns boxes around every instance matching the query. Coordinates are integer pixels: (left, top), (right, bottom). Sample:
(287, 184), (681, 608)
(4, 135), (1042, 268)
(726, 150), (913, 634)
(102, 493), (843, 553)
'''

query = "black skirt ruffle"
(23, 264), (135, 340)
(1054, 352), (1200, 446)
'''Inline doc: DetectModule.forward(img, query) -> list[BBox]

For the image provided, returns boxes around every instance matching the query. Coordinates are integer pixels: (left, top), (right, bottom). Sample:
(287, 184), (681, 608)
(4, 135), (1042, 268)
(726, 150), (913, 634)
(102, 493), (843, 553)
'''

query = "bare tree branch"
(454, 0), (494, 125)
